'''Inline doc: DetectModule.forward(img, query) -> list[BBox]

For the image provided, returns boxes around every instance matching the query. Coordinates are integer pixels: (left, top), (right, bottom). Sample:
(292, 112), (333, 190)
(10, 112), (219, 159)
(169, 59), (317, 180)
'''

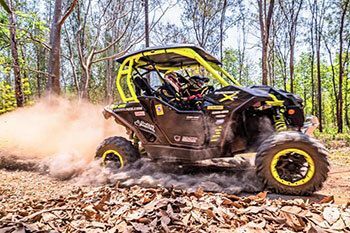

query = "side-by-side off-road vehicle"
(96, 44), (329, 195)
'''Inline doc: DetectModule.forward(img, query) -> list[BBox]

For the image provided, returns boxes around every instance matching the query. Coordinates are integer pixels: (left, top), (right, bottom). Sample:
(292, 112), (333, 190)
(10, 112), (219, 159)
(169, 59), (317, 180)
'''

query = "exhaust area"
(0, 97), (264, 194)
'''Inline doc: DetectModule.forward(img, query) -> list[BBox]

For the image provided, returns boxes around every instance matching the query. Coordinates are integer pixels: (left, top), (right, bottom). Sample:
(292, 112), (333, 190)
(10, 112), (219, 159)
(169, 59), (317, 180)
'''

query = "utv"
(96, 44), (329, 195)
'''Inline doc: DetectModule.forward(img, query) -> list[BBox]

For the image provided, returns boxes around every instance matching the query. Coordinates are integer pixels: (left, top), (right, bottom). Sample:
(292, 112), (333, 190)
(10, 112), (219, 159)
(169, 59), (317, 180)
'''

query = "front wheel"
(95, 136), (140, 169)
(255, 131), (329, 195)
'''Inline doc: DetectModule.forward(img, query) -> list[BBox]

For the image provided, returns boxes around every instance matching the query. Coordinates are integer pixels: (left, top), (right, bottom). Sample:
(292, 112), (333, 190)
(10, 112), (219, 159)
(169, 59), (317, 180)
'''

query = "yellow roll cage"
(116, 47), (241, 103)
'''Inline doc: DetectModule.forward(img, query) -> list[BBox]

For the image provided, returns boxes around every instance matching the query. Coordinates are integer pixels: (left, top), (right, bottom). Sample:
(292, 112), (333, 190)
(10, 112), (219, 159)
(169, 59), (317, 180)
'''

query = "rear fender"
(103, 106), (138, 137)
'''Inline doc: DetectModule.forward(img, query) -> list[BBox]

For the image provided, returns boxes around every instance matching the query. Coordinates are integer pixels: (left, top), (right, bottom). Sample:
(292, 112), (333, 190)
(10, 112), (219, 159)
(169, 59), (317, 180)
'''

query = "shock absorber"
(273, 108), (287, 131)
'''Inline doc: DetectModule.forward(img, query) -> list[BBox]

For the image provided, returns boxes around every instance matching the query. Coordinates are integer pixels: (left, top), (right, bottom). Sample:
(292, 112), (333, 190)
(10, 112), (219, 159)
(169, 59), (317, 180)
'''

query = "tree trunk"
(80, 67), (90, 100)
(0, 0), (10, 13)
(105, 57), (117, 103)
(36, 55), (41, 98)
(310, 21), (315, 116)
(47, 0), (77, 95)
(219, 0), (227, 62)
(289, 41), (294, 93)
(283, 61), (287, 91)
(310, 54), (315, 115)
(144, 0), (149, 47)
(337, 0), (349, 133)
(261, 44), (268, 85)
(345, 77), (349, 129)
(258, 0), (275, 85)
(323, 39), (338, 128)
(8, 0), (24, 107)
(316, 37), (322, 132)
(47, 0), (63, 95)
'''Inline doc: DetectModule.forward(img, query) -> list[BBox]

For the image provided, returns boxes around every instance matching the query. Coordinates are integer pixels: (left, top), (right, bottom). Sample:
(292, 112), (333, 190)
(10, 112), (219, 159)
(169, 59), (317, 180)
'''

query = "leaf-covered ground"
(0, 149), (349, 232)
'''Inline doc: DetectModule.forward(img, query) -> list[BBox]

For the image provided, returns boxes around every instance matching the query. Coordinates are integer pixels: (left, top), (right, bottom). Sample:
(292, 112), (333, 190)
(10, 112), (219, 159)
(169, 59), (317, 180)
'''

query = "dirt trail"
(0, 149), (349, 232)
(0, 149), (349, 204)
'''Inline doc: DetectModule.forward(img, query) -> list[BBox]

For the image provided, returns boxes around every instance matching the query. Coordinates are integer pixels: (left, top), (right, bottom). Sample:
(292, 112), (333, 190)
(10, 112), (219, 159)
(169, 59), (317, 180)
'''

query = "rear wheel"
(95, 136), (140, 169)
(255, 131), (329, 195)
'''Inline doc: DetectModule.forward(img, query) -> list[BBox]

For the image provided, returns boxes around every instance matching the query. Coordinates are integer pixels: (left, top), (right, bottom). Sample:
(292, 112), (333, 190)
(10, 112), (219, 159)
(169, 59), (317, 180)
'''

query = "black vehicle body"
(104, 84), (304, 163)
(98, 44), (329, 195)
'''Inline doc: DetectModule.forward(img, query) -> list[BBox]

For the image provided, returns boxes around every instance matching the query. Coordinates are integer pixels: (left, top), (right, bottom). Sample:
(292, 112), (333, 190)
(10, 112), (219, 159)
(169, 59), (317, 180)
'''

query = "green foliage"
(22, 77), (33, 105)
(0, 78), (32, 114)
(222, 48), (254, 86)
(0, 81), (16, 114)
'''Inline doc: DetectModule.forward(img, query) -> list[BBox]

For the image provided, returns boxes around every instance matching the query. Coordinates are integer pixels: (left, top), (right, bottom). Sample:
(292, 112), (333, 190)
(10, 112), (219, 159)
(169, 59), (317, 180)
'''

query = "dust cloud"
(0, 97), (263, 194)
(0, 97), (126, 178)
(75, 157), (264, 194)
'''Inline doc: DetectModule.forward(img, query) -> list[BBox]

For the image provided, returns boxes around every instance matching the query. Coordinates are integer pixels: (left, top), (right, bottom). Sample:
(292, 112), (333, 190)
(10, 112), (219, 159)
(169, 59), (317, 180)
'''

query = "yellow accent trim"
(266, 94), (284, 107)
(115, 103), (126, 109)
(171, 49), (229, 86)
(115, 48), (241, 103)
(207, 105), (224, 110)
(211, 63), (241, 86)
(219, 93), (239, 102)
(102, 149), (124, 168)
(270, 148), (315, 186)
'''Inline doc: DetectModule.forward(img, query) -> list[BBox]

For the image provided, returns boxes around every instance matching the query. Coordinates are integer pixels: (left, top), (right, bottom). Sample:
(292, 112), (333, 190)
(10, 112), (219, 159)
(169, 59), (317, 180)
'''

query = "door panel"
(139, 97), (207, 148)
(152, 99), (207, 147)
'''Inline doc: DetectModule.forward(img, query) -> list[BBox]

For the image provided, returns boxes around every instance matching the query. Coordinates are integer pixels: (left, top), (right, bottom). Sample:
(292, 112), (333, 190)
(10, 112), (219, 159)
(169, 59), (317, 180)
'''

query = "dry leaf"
(281, 205), (302, 215)
(318, 196), (334, 204)
(182, 212), (191, 226)
(194, 187), (204, 199)
(323, 207), (340, 225)
(131, 222), (150, 233)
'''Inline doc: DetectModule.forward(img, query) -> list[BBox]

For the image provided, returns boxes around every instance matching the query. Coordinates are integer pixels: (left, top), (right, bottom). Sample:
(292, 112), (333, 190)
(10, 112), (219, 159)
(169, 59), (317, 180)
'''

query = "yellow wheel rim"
(270, 148), (315, 186)
(101, 149), (124, 168)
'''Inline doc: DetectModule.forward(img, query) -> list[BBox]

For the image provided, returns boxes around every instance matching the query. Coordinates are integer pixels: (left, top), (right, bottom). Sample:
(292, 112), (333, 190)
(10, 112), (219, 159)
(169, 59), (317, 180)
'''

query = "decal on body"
(134, 111), (146, 117)
(173, 135), (198, 143)
(186, 116), (200, 121)
(134, 120), (155, 133)
(207, 105), (224, 110)
(155, 104), (164, 116)
(114, 106), (143, 112)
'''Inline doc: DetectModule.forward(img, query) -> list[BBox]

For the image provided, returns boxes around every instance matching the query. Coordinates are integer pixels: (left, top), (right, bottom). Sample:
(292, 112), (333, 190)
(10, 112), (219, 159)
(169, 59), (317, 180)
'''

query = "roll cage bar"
(115, 47), (241, 103)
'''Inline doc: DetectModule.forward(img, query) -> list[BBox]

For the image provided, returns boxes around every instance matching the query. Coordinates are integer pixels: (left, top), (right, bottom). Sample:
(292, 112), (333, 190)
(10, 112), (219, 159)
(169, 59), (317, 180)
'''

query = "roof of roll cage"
(115, 44), (221, 68)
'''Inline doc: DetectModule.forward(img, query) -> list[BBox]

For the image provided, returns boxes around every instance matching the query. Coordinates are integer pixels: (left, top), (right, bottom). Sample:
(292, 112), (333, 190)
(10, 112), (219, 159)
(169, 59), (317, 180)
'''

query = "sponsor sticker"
(215, 119), (225, 125)
(155, 104), (164, 116)
(207, 105), (224, 110)
(186, 116), (200, 121)
(215, 114), (226, 118)
(134, 120), (155, 133)
(211, 110), (229, 114)
(134, 111), (145, 117)
(181, 136), (198, 143)
(114, 106), (143, 112)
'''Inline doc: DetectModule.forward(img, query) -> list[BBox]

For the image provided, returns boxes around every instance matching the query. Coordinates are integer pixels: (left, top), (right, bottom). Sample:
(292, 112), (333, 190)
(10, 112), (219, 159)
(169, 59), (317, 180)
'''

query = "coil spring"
(273, 114), (287, 131)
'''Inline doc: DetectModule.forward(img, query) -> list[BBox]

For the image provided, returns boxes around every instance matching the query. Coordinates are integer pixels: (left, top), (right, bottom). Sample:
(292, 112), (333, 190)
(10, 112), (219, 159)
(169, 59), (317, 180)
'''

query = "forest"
(2, 1), (350, 232)
(0, 0), (350, 135)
